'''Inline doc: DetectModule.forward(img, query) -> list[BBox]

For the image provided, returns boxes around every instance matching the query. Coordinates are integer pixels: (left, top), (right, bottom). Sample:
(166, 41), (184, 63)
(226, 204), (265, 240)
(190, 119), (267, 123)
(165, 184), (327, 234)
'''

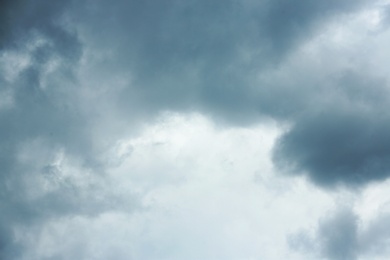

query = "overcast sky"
(2, 0), (390, 259)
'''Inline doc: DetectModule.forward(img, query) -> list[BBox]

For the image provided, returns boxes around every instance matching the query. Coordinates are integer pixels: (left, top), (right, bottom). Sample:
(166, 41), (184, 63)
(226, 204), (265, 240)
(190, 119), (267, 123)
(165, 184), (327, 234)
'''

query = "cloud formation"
(2, 0), (384, 186)
(0, 0), (127, 257)
(3, 0), (390, 259)
(70, 0), (390, 188)
(72, 0), (367, 122)
(273, 71), (390, 187)
(290, 202), (390, 260)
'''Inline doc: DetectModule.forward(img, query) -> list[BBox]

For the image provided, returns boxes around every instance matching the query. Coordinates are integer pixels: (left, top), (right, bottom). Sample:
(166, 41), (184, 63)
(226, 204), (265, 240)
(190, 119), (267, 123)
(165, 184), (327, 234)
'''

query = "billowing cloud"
(69, 0), (390, 188)
(3, 0), (390, 259)
(273, 71), (390, 187)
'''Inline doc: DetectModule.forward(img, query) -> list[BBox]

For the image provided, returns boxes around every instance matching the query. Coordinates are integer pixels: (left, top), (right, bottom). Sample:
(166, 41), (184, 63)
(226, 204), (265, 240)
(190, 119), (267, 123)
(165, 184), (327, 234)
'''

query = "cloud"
(291, 202), (390, 260)
(0, 0), (129, 256)
(3, 0), (390, 259)
(273, 71), (390, 188)
(318, 207), (359, 260)
(70, 0), (390, 188)
(72, 0), (367, 122)
(289, 206), (359, 260)
(10, 114), (335, 260)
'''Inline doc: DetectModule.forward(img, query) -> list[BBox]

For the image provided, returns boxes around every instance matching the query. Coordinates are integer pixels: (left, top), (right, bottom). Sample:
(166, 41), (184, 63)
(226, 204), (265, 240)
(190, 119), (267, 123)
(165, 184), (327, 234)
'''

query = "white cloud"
(15, 113), (340, 260)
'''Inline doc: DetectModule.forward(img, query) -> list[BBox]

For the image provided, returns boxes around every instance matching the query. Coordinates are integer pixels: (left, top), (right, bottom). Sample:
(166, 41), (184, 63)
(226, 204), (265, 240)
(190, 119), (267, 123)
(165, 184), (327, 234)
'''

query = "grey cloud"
(291, 207), (390, 259)
(273, 71), (390, 188)
(289, 207), (359, 260)
(359, 213), (390, 256)
(318, 208), (359, 260)
(262, 0), (365, 54)
(0, 0), (130, 257)
(72, 0), (367, 124)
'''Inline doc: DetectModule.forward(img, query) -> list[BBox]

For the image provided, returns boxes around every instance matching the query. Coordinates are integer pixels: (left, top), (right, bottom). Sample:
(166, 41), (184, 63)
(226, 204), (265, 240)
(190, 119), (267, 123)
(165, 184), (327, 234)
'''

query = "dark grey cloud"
(71, 0), (367, 124)
(273, 71), (390, 188)
(262, 0), (365, 53)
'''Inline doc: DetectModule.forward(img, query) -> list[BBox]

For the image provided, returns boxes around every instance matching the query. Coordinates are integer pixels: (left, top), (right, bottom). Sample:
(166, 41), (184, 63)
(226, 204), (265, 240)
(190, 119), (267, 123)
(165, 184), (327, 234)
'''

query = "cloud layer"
(3, 0), (390, 259)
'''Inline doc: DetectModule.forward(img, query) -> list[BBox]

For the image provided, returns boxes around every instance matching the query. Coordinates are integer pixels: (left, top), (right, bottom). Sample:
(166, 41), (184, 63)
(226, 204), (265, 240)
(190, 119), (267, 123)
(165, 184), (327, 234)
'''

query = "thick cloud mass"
(3, 0), (390, 259)
(70, 0), (390, 188)
(273, 72), (390, 187)
(72, 0), (367, 122)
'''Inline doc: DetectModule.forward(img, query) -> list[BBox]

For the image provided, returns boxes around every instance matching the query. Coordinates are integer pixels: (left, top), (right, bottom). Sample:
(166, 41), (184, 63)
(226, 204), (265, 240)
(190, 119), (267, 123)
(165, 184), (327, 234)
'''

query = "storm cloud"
(69, 0), (390, 188)
(65, 0), (390, 188)
(2, 0), (390, 259)
(273, 71), (390, 188)
(70, 0), (368, 121)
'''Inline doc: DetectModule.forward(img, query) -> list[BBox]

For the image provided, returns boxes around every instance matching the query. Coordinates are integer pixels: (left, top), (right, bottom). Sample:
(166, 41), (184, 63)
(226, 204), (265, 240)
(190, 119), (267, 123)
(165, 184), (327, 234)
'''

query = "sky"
(2, 0), (390, 259)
